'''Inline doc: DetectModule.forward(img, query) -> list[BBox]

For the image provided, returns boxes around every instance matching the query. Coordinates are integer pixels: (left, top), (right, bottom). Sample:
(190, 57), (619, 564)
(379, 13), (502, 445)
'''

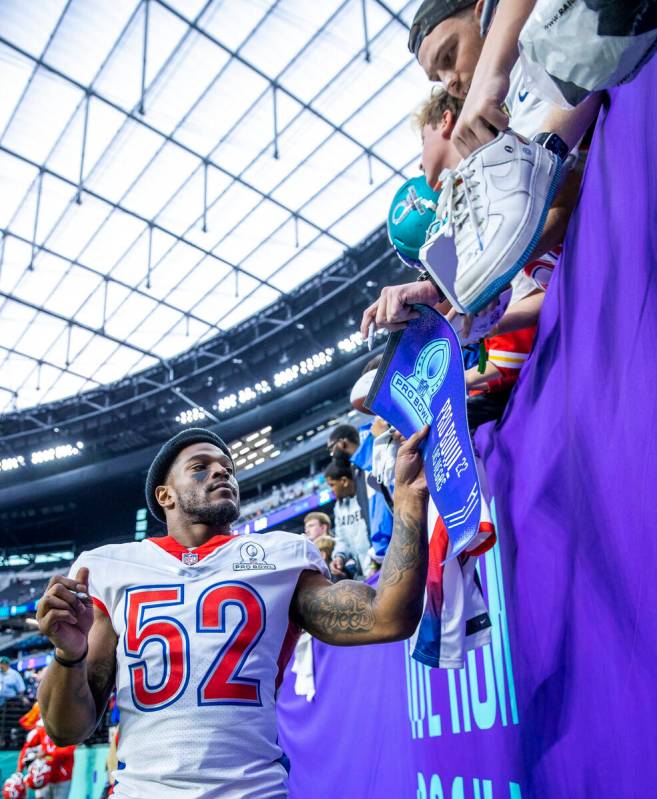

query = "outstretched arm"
(452, 0), (537, 156)
(37, 568), (118, 746)
(291, 428), (429, 645)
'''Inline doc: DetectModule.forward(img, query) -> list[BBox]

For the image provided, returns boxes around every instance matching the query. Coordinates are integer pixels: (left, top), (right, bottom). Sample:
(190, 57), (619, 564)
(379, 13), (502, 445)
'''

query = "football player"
(36, 426), (429, 798)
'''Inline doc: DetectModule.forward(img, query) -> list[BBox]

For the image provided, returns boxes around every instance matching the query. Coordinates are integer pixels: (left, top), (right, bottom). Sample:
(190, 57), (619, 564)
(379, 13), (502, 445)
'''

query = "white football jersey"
(506, 61), (554, 139)
(69, 531), (328, 799)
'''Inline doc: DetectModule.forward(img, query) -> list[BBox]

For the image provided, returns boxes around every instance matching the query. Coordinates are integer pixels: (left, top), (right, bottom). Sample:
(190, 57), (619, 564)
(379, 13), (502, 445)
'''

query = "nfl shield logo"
(182, 552), (199, 566)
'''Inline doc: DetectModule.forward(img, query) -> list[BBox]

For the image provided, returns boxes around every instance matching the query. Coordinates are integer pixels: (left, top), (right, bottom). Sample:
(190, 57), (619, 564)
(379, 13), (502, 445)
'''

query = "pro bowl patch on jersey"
(233, 540), (276, 571)
(365, 304), (481, 558)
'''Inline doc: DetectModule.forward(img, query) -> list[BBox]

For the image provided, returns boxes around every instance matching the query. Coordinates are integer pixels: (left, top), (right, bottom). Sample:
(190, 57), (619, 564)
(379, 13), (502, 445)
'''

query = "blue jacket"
(352, 429), (393, 558)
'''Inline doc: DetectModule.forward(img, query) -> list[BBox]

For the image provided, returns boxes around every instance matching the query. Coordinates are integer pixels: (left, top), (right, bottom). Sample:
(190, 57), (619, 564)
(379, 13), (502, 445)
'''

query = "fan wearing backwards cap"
(34, 426), (430, 798)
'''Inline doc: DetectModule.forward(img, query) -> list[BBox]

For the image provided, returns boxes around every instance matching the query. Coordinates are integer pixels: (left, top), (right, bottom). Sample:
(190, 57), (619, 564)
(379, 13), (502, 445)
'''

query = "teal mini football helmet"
(387, 176), (440, 271)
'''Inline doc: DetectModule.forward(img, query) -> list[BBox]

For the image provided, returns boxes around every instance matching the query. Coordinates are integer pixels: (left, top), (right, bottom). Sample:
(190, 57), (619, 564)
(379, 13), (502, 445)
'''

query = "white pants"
(35, 783), (71, 799)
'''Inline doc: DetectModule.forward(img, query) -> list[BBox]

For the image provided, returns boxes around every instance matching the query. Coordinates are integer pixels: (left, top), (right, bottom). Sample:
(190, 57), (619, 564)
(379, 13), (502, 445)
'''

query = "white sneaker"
(419, 130), (562, 314)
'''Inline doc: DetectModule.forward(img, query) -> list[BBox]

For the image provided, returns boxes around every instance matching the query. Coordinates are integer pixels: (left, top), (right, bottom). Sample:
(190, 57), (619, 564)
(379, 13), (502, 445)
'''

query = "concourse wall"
(277, 57), (657, 799)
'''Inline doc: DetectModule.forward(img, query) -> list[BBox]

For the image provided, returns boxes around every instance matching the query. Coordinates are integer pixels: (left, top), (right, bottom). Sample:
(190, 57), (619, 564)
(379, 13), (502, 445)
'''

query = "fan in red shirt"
(17, 718), (75, 798)
(464, 256), (555, 434)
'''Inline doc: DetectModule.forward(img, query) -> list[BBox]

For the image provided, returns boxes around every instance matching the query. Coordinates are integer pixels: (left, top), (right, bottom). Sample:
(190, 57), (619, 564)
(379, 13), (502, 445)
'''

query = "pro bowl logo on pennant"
(233, 540), (276, 571)
(365, 304), (481, 558)
(391, 338), (450, 429)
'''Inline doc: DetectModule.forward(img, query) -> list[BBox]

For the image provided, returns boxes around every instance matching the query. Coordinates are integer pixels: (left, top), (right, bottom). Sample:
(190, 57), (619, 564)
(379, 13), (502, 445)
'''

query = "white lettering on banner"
(404, 513), (519, 741)
(442, 483), (479, 532)
(432, 447), (447, 491)
(433, 398), (466, 492)
(417, 773), (522, 799)
(392, 372), (434, 427)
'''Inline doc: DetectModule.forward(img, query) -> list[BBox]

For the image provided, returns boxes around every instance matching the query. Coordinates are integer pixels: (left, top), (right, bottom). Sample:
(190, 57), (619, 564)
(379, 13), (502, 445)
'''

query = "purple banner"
(366, 305), (480, 557)
(278, 60), (657, 799)
(278, 534), (522, 798)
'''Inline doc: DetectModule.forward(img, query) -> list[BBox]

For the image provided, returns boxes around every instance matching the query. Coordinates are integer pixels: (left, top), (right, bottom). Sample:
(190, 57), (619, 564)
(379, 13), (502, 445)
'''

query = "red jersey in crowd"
(18, 724), (75, 782)
(484, 326), (537, 392)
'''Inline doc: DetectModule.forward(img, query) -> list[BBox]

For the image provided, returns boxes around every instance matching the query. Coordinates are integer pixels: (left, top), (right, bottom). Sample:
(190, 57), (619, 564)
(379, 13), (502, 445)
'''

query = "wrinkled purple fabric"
(474, 61), (657, 799)
(277, 60), (657, 799)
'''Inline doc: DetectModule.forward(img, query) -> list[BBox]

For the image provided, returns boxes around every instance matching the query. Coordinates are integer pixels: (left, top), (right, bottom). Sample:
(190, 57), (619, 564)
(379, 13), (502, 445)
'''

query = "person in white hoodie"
(324, 454), (371, 579)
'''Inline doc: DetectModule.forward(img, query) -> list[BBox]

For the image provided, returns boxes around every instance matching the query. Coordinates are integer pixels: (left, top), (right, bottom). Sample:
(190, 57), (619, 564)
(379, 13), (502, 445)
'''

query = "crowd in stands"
(238, 474), (329, 523)
(304, 367), (399, 583)
(0, 578), (52, 611)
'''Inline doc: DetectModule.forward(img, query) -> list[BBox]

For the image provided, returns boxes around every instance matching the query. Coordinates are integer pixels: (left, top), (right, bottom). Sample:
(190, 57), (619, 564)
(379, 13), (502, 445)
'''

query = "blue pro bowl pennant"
(365, 304), (481, 558)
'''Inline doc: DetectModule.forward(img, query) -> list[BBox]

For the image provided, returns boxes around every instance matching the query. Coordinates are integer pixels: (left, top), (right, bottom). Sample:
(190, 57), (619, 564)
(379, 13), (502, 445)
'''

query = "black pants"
(467, 388), (513, 435)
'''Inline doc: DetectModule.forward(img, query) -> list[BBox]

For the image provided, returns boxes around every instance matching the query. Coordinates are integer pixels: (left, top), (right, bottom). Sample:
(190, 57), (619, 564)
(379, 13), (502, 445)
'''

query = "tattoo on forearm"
(87, 657), (116, 717)
(298, 581), (376, 637)
(379, 507), (425, 588)
(295, 501), (427, 643)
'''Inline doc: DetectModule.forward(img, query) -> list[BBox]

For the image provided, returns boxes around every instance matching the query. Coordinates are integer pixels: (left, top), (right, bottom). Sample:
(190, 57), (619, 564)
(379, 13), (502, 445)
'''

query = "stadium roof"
(0, 0), (426, 414)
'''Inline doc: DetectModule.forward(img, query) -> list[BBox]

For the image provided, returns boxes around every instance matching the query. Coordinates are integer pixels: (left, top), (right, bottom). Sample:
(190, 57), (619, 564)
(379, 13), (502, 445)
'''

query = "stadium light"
(337, 328), (385, 354)
(0, 455), (25, 472)
(273, 347), (334, 388)
(217, 393), (237, 413)
(337, 332), (364, 353)
(214, 322), (382, 416)
(238, 387), (257, 404)
(226, 426), (278, 474)
(216, 380), (272, 414)
(31, 442), (84, 465)
(176, 407), (207, 425)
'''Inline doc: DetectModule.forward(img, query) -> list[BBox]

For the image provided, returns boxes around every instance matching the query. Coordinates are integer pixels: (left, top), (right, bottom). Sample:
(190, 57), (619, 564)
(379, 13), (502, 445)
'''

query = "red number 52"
(124, 581), (265, 711)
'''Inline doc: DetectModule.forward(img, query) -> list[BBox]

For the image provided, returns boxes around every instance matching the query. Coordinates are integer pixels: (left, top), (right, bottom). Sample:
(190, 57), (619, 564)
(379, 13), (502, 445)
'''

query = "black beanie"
(408, 0), (477, 56)
(145, 428), (233, 522)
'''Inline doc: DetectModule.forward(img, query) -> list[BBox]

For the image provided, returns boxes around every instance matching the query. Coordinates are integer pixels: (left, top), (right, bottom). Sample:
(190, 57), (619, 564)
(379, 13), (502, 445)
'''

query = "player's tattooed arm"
(38, 595), (118, 746)
(291, 428), (429, 645)
(86, 621), (118, 719)
(291, 575), (378, 641)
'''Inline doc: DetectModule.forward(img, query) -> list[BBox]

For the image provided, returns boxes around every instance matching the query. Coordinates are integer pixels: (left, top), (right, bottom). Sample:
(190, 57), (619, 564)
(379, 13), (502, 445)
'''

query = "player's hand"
(37, 568), (94, 661)
(394, 426), (430, 499)
(330, 556), (347, 579)
(452, 68), (510, 157)
(360, 281), (441, 338)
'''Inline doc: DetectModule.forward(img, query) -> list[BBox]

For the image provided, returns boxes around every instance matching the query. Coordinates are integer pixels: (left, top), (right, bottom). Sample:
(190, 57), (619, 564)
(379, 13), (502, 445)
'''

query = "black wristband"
(533, 132), (569, 163)
(53, 645), (88, 668)
(416, 270), (446, 303)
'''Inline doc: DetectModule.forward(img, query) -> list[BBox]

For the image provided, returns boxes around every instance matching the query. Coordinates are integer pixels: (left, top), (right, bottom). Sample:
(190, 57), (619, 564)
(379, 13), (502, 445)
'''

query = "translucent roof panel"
(0, 0), (426, 411)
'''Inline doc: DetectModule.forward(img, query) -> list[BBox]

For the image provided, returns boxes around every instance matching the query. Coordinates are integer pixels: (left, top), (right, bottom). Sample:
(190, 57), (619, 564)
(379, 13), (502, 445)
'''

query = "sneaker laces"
(429, 167), (484, 251)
